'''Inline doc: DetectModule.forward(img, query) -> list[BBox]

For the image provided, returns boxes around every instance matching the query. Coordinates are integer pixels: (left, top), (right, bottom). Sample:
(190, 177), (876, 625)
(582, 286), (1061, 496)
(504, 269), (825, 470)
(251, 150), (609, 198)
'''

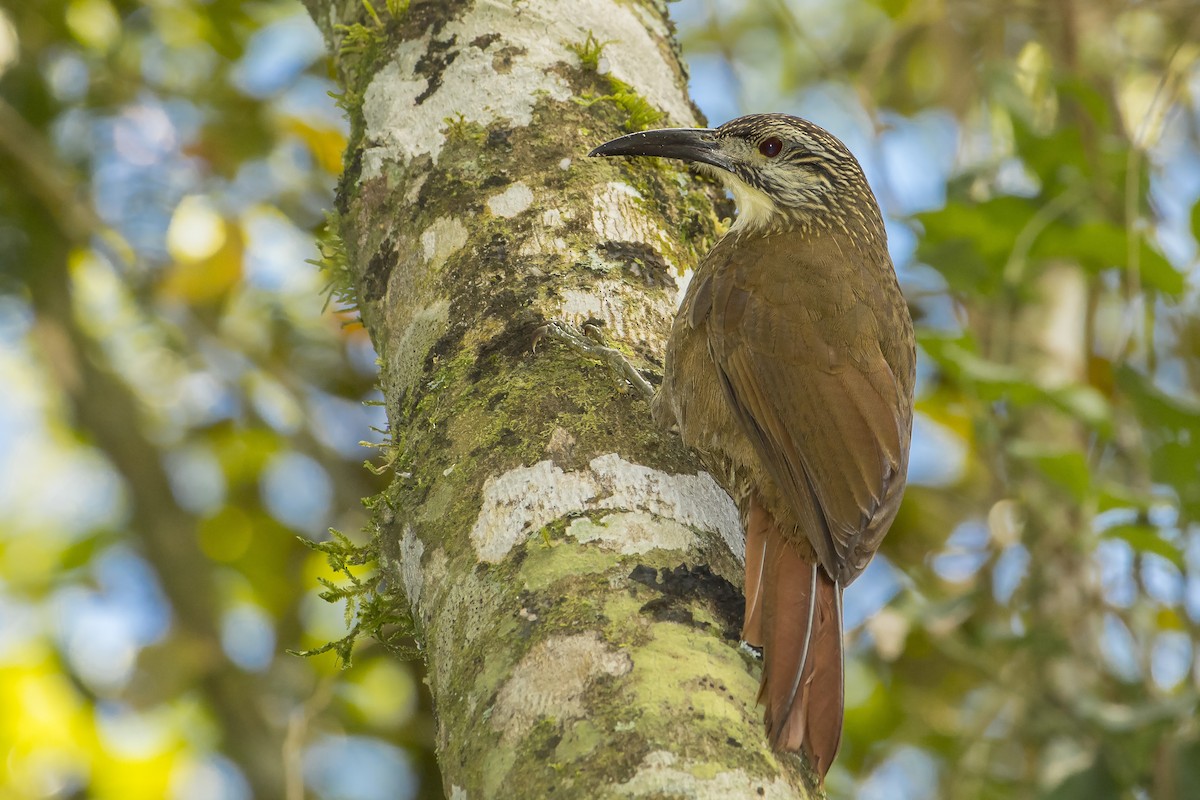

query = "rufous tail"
(742, 498), (844, 779)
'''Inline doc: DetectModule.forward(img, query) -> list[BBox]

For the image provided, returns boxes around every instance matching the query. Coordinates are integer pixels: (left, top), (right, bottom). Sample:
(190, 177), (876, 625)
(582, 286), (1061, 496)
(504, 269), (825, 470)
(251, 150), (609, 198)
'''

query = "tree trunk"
(303, 0), (814, 796)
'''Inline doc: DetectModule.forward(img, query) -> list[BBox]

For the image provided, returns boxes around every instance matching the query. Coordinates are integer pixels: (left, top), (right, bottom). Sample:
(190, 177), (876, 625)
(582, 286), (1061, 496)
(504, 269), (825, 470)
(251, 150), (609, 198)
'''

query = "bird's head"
(590, 113), (882, 238)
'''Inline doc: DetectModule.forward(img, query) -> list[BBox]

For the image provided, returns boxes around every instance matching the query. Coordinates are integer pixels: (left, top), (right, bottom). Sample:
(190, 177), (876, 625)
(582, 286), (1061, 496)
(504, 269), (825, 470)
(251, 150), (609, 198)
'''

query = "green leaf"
(919, 333), (1017, 385)
(1135, 237), (1186, 297)
(1047, 385), (1113, 435)
(916, 196), (1037, 295)
(1012, 114), (1129, 200)
(1007, 443), (1091, 502)
(1102, 524), (1185, 570)
(1031, 221), (1183, 297)
(57, 531), (118, 573)
(1116, 366), (1200, 518)
(918, 338), (1115, 451)
(1057, 78), (1114, 132)
(1011, 119), (1089, 194)
(1041, 756), (1117, 800)
(1095, 481), (1162, 514)
(1174, 740), (1200, 797)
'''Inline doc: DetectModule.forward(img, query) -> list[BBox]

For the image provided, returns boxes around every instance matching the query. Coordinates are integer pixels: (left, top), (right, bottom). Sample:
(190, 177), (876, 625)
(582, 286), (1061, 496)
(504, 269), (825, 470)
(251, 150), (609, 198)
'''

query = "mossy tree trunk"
(303, 0), (815, 796)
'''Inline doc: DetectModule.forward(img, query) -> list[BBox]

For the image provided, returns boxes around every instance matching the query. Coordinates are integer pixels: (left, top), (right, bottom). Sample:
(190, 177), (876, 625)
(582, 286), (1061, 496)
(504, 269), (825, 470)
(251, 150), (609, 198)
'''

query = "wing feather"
(703, 236), (910, 584)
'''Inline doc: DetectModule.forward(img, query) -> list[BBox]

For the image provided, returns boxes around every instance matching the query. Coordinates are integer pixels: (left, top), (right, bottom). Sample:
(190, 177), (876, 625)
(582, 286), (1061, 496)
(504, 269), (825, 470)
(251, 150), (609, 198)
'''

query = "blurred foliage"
(0, 0), (434, 798)
(1, 0), (1199, 799)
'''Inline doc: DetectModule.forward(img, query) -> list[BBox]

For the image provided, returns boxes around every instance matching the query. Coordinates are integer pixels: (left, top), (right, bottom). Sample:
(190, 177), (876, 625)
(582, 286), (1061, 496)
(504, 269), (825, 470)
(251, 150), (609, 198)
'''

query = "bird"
(589, 114), (915, 779)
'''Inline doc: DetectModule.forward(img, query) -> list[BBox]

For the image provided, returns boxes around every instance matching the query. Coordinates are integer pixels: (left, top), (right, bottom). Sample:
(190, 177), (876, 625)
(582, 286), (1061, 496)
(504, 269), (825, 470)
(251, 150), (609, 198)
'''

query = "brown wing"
(691, 233), (911, 585)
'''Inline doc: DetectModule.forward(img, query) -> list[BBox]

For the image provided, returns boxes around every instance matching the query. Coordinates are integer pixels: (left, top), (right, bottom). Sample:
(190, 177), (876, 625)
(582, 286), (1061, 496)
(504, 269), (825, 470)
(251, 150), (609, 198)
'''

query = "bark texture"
(303, 0), (816, 796)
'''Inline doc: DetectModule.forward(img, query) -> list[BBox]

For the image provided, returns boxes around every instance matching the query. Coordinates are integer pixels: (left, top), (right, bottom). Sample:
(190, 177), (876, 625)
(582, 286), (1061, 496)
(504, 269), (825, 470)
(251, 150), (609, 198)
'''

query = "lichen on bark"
(303, 0), (817, 796)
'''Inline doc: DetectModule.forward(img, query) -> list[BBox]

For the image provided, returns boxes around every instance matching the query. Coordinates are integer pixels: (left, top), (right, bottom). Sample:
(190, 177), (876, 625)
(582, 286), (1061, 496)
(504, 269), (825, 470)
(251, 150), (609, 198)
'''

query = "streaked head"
(590, 113), (882, 237)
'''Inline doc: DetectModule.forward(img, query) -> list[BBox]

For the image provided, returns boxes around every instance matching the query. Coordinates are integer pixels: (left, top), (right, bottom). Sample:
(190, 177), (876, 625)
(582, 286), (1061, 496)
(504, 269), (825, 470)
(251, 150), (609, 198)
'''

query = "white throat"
(724, 174), (778, 233)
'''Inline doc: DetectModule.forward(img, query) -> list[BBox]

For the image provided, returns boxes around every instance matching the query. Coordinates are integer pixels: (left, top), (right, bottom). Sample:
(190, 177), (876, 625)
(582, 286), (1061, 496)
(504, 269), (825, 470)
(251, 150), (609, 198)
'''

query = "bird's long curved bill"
(588, 127), (730, 171)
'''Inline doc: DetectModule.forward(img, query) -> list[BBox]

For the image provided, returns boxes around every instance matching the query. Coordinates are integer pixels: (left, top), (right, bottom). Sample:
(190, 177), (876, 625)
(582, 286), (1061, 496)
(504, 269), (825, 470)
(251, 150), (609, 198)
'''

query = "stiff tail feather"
(746, 500), (844, 779)
(741, 501), (771, 646)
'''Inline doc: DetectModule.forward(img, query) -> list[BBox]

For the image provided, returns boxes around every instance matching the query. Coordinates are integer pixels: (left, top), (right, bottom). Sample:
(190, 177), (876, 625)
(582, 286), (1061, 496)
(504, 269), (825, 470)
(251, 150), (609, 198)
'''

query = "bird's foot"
(533, 320), (656, 401)
(739, 640), (763, 660)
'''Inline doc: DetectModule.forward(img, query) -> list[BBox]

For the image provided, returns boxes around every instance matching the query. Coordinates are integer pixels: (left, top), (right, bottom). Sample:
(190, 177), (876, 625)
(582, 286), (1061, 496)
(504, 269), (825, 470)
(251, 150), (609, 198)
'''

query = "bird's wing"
(691, 235), (909, 584)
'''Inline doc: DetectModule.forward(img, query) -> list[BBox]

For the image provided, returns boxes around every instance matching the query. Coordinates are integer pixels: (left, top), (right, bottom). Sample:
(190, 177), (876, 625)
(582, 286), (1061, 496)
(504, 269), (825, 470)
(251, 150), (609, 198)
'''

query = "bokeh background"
(1, 0), (1198, 798)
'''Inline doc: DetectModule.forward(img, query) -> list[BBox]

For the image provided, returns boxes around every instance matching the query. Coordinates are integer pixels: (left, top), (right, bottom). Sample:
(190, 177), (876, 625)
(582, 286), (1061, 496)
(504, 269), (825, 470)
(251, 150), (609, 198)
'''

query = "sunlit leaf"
(1047, 384), (1113, 434)
(1155, 608), (1184, 631)
(159, 224), (244, 305)
(285, 117), (349, 175)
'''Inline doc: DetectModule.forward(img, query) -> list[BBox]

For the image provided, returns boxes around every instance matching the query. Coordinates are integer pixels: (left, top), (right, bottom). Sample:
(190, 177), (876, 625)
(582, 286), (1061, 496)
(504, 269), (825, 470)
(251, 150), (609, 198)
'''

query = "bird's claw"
(532, 320), (656, 401)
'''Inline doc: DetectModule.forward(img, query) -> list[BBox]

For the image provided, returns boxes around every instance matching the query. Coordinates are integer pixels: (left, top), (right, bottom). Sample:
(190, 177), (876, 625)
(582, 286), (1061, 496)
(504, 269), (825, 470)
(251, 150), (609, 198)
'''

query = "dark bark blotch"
(629, 563), (744, 640)
(534, 731), (562, 759)
(639, 596), (694, 626)
(363, 237), (394, 302)
(486, 127), (513, 151)
(481, 231), (509, 263)
(467, 310), (540, 381)
(491, 45), (525, 74)
(415, 35), (460, 105)
(480, 173), (511, 189)
(335, 149), (363, 215)
(416, 169), (478, 213)
(597, 240), (673, 288)
(403, 0), (469, 39)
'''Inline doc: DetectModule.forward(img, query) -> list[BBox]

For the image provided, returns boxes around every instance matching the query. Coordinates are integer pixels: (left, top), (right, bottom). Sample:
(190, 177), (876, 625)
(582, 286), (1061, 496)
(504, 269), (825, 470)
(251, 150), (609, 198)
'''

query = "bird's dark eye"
(758, 137), (783, 158)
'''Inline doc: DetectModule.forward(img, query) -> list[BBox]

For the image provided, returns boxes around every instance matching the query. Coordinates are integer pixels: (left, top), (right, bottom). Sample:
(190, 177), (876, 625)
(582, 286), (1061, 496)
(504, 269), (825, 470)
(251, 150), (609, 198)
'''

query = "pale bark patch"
(567, 511), (696, 554)
(591, 182), (654, 242)
(385, 299), (451, 395)
(403, 171), (428, 205)
(1023, 264), (1087, 388)
(486, 182), (534, 218)
(544, 426), (577, 463)
(616, 750), (801, 799)
(426, 547), (503, 701)
(420, 215), (469, 269)
(558, 279), (674, 349)
(672, 267), (695, 305)
(470, 460), (596, 562)
(517, 207), (573, 256)
(490, 632), (632, 743)
(422, 546), (448, 622)
(865, 607), (909, 661)
(360, 0), (695, 176)
(469, 454), (742, 564)
(399, 525), (425, 613)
